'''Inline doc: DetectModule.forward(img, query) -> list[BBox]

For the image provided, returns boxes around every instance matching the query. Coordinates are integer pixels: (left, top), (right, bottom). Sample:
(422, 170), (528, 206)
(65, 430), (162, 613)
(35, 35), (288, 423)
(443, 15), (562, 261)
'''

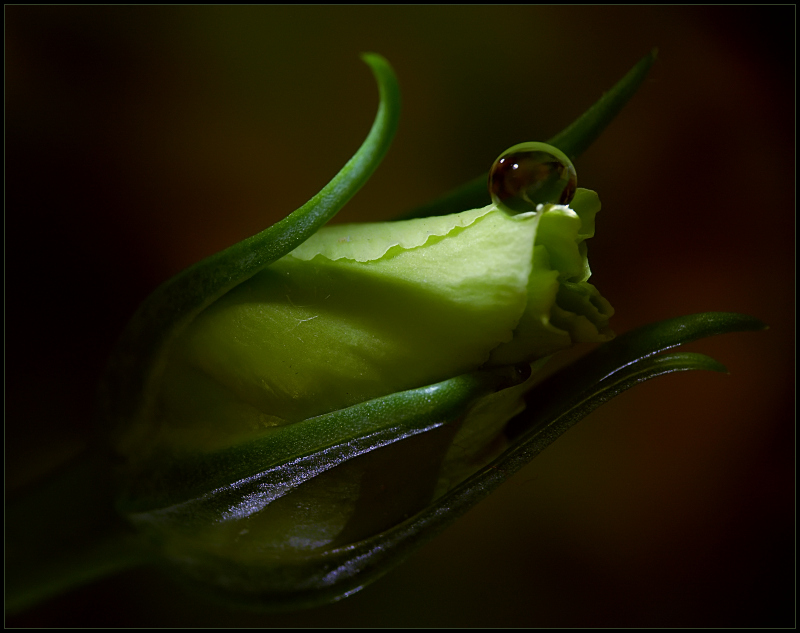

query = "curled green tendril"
(100, 53), (401, 441)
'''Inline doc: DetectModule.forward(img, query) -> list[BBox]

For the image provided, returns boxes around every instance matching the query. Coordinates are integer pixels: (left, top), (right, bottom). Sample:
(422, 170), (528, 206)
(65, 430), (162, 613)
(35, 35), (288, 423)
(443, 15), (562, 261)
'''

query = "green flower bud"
(6, 49), (767, 617)
(121, 190), (612, 460)
(111, 208), (609, 619)
(101, 51), (650, 608)
(115, 191), (613, 567)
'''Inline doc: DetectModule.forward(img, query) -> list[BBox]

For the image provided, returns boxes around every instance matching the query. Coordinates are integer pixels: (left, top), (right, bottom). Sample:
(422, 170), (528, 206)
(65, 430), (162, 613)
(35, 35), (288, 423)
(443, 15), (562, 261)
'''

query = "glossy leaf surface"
(156, 312), (765, 610)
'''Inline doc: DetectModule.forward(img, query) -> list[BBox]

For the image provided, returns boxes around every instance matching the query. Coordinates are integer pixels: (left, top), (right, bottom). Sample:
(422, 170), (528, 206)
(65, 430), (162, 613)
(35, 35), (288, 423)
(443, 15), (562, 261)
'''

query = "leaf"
(515, 311), (766, 427)
(8, 55), (403, 615)
(118, 366), (525, 518)
(397, 49), (658, 221)
(100, 53), (402, 438)
(151, 312), (765, 610)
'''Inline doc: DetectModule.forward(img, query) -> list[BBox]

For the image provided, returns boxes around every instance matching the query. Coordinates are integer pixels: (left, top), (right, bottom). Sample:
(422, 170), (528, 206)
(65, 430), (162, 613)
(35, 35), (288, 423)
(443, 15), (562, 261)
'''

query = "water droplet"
(488, 142), (577, 215)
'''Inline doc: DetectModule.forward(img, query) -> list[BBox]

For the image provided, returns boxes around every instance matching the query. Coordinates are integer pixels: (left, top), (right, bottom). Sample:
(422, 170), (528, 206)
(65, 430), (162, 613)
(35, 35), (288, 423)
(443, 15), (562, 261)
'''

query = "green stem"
(5, 451), (154, 615)
(8, 53), (403, 617)
(396, 49), (657, 220)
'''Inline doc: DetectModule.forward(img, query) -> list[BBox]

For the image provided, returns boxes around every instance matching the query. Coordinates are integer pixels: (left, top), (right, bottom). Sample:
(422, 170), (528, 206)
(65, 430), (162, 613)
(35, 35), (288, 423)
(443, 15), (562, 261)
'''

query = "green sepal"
(146, 312), (764, 609)
(118, 365), (527, 518)
(100, 53), (401, 439)
(398, 49), (657, 221)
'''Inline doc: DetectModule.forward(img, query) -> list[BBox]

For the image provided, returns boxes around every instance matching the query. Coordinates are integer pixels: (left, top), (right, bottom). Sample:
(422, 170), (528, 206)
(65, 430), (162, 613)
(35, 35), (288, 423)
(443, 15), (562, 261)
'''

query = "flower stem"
(5, 451), (153, 615)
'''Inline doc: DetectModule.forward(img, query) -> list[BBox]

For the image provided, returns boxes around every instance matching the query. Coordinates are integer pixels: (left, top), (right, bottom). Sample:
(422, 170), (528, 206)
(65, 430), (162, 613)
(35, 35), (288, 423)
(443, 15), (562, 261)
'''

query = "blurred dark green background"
(6, 6), (794, 627)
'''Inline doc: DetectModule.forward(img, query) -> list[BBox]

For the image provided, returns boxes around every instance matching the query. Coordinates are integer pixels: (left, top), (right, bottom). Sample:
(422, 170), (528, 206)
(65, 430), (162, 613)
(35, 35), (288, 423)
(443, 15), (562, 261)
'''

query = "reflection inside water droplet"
(488, 142), (577, 215)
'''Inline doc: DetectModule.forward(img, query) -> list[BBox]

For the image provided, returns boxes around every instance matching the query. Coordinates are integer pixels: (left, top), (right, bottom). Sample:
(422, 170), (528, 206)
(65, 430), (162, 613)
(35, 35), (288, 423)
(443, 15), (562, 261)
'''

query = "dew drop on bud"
(488, 142), (577, 215)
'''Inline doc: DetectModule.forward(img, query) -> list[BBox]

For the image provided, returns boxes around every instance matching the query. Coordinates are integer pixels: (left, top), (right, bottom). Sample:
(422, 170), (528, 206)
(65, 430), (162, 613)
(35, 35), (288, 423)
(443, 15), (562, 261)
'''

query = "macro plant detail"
(6, 51), (766, 615)
(489, 142), (578, 212)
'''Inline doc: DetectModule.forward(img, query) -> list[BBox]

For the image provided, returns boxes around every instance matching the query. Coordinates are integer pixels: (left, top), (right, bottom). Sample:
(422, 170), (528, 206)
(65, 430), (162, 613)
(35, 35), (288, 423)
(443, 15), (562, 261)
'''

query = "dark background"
(6, 6), (794, 627)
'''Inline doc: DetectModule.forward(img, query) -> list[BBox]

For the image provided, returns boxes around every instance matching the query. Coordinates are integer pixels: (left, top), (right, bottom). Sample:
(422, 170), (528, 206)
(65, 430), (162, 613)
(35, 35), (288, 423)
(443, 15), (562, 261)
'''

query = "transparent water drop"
(488, 142), (577, 215)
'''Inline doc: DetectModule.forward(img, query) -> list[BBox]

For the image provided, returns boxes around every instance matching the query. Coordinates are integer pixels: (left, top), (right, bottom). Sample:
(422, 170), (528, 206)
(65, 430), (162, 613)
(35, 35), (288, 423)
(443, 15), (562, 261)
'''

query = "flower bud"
(119, 188), (611, 454)
(115, 188), (613, 573)
(13, 50), (762, 616)
(105, 51), (653, 609)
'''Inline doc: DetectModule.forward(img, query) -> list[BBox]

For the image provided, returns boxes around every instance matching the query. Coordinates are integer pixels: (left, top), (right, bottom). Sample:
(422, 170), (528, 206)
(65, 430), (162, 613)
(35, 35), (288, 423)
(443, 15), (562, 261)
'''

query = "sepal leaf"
(118, 366), (527, 518)
(139, 312), (763, 610)
(100, 53), (401, 441)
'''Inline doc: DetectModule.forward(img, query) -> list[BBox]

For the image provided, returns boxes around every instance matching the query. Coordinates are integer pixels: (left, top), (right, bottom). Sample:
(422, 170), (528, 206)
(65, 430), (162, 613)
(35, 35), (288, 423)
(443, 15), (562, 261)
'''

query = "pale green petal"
(488, 245), (571, 364)
(148, 207), (540, 452)
(489, 188), (613, 365)
(141, 189), (612, 455)
(433, 357), (549, 497)
(291, 205), (492, 262)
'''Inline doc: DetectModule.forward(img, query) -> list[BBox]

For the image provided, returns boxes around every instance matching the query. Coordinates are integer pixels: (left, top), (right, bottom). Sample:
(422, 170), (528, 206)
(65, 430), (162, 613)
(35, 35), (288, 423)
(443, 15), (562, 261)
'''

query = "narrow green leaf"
(286, 351), (732, 609)
(331, 318), (761, 599)
(152, 313), (762, 611)
(549, 48), (658, 161)
(506, 352), (728, 446)
(126, 313), (761, 533)
(397, 49), (657, 220)
(538, 311), (766, 406)
(119, 367), (524, 519)
(100, 54), (401, 436)
(222, 351), (731, 610)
